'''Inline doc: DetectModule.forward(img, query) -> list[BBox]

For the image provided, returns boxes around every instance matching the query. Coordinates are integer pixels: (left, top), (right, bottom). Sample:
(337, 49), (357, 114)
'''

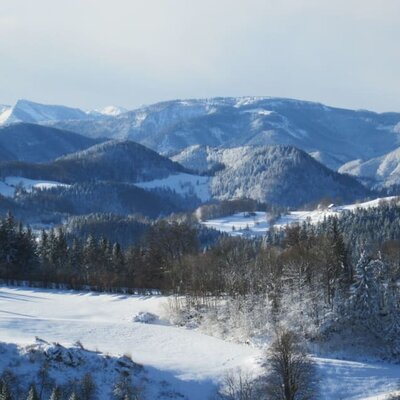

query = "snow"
(90, 105), (128, 116)
(203, 212), (270, 237)
(0, 286), (260, 399)
(0, 286), (399, 399)
(339, 148), (400, 188)
(0, 106), (12, 124)
(0, 99), (96, 125)
(136, 173), (211, 202)
(0, 181), (16, 198)
(242, 108), (273, 116)
(314, 357), (400, 400)
(0, 176), (70, 197)
(202, 197), (398, 237)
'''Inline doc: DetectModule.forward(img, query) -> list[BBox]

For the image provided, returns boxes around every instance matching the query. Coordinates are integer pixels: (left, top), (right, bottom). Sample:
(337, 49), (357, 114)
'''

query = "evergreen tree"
(49, 387), (61, 400)
(68, 392), (79, 400)
(26, 385), (39, 400)
(0, 381), (12, 400)
(349, 251), (380, 325)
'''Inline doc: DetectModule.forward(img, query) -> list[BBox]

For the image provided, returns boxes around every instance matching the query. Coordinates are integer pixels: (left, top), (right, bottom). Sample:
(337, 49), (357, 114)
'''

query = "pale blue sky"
(1, 0), (399, 112)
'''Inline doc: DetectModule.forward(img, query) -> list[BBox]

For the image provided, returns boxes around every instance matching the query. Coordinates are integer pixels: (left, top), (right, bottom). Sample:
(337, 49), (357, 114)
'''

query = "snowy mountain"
(51, 97), (400, 170)
(172, 145), (370, 207)
(0, 99), (98, 125)
(89, 105), (128, 116)
(0, 104), (11, 124)
(0, 123), (103, 162)
(339, 147), (400, 188)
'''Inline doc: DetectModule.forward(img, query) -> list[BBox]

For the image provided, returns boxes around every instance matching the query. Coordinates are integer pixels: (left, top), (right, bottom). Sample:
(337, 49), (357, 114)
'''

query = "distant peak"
(88, 105), (128, 117)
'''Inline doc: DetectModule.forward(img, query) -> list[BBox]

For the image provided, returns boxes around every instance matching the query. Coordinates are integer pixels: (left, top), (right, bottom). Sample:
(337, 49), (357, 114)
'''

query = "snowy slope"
(0, 286), (399, 399)
(0, 105), (11, 124)
(0, 177), (69, 197)
(339, 147), (400, 188)
(89, 105), (128, 116)
(202, 197), (398, 237)
(0, 286), (261, 399)
(135, 173), (211, 202)
(0, 99), (97, 125)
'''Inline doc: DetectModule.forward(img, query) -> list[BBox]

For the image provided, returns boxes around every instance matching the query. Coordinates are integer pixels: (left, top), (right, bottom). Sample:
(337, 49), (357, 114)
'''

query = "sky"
(0, 0), (399, 112)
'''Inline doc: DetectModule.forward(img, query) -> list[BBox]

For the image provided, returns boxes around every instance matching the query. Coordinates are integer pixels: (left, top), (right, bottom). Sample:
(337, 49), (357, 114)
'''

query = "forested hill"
(175, 145), (371, 207)
(0, 140), (185, 184)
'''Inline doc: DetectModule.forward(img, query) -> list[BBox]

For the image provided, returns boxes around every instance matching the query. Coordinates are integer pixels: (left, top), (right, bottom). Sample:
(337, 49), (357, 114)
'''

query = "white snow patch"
(202, 197), (398, 237)
(136, 173), (211, 202)
(0, 106), (12, 124)
(0, 181), (15, 197)
(3, 176), (70, 195)
(133, 311), (159, 324)
(90, 105), (128, 116)
(242, 108), (273, 116)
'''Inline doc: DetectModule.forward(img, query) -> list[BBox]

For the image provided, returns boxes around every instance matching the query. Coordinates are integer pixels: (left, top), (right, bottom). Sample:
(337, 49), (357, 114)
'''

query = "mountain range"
(0, 96), (399, 224)
(45, 97), (400, 174)
(0, 99), (126, 126)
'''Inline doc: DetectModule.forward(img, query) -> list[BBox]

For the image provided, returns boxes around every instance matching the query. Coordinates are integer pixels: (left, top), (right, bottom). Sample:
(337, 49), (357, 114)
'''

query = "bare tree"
(265, 328), (316, 400)
(217, 368), (263, 400)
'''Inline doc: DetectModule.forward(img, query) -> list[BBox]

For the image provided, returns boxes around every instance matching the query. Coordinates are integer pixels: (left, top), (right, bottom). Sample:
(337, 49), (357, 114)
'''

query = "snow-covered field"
(0, 286), (259, 399)
(0, 286), (399, 399)
(203, 197), (398, 237)
(0, 176), (70, 197)
(136, 172), (211, 202)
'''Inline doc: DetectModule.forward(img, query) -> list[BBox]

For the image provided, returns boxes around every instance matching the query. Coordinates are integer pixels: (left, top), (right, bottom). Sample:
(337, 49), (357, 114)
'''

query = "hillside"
(0, 140), (185, 184)
(339, 146), (400, 188)
(0, 123), (103, 163)
(0, 99), (96, 125)
(0, 286), (399, 400)
(172, 145), (370, 207)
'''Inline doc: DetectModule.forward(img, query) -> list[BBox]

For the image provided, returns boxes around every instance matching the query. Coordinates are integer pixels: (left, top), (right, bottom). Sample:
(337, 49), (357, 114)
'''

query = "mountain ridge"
(47, 97), (400, 171)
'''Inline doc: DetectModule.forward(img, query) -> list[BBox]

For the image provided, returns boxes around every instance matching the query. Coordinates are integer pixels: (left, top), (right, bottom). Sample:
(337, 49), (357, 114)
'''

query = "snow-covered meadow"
(135, 173), (211, 202)
(0, 286), (399, 399)
(202, 197), (398, 237)
(0, 176), (70, 197)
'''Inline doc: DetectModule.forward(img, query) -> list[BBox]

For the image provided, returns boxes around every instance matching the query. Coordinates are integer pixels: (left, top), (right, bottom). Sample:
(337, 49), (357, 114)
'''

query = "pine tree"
(0, 381), (12, 400)
(81, 372), (96, 400)
(68, 392), (79, 400)
(49, 387), (61, 400)
(26, 385), (39, 400)
(348, 251), (380, 325)
(112, 243), (124, 273)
